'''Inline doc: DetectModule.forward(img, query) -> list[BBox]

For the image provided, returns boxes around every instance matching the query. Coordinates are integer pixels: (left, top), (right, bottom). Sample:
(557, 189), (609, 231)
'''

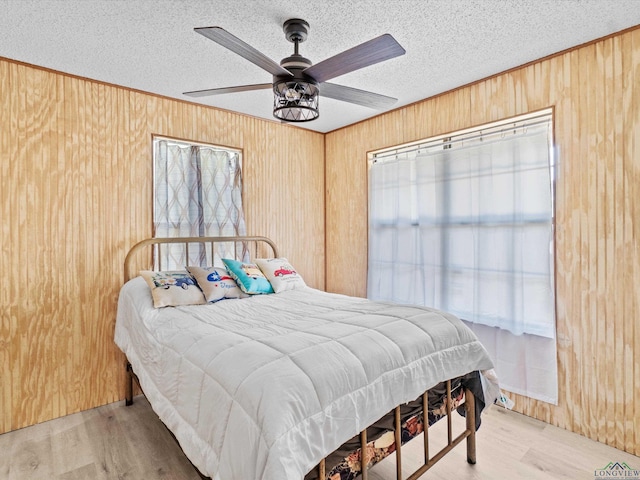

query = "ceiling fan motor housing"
(283, 18), (309, 43)
(276, 18), (318, 97)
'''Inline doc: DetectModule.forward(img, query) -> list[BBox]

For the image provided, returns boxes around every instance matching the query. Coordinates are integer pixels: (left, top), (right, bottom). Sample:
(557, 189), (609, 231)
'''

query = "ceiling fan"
(183, 19), (406, 122)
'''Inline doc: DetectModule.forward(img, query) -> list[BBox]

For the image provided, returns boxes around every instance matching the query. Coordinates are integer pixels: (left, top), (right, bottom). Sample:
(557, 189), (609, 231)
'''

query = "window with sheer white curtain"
(368, 110), (557, 403)
(153, 136), (247, 270)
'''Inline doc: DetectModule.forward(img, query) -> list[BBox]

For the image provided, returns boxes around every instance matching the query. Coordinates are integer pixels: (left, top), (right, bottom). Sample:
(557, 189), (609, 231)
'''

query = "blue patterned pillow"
(140, 270), (206, 308)
(222, 258), (274, 295)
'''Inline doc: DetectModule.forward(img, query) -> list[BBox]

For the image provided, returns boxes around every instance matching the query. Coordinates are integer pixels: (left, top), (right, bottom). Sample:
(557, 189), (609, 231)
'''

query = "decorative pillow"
(255, 258), (306, 293)
(185, 265), (247, 302)
(221, 258), (274, 295)
(140, 270), (206, 308)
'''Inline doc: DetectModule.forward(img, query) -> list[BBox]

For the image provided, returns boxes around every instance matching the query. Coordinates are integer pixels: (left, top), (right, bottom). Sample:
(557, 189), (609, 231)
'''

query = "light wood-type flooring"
(1, 396), (638, 479)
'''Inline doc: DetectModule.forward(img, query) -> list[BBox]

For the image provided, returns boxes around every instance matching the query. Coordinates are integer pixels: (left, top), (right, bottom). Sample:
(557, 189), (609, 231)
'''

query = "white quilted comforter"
(114, 277), (495, 480)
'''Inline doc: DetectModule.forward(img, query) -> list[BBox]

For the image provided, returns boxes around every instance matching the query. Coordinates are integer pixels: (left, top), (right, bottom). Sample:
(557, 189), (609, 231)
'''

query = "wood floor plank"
(7, 435), (54, 480)
(81, 402), (144, 480)
(50, 418), (94, 476)
(1, 397), (638, 480)
(56, 463), (99, 480)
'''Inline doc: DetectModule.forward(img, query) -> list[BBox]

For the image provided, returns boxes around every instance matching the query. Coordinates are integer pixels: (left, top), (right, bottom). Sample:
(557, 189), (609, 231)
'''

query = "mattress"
(114, 276), (495, 480)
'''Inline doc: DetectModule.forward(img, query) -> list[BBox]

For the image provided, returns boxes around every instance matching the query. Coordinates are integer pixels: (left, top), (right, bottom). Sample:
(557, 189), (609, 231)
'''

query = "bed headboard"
(123, 236), (279, 282)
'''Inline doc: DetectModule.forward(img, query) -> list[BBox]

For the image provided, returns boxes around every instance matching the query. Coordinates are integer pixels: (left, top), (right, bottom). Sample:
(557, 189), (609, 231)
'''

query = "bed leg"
(465, 388), (476, 464)
(125, 361), (134, 406)
(318, 458), (326, 480)
(394, 406), (402, 480)
(360, 430), (369, 480)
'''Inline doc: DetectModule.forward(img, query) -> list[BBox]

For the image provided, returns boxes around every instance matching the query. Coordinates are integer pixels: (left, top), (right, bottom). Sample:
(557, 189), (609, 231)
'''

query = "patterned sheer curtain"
(153, 137), (247, 269)
(368, 111), (558, 404)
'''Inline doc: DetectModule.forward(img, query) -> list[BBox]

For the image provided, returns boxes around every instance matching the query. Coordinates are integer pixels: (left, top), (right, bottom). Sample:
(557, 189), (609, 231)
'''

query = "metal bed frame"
(121, 236), (478, 480)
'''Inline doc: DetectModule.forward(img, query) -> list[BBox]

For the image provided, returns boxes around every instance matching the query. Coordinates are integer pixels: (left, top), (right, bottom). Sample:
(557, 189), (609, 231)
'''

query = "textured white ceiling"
(1, 0), (639, 133)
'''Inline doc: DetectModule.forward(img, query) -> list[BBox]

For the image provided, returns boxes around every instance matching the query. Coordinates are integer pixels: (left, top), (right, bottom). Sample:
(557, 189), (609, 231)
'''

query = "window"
(368, 110), (557, 403)
(153, 136), (246, 269)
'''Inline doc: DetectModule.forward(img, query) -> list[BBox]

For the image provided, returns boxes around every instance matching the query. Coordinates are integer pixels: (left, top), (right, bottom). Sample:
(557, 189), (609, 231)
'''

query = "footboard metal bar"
(405, 383), (477, 480)
(465, 387), (477, 464)
(422, 391), (429, 463)
(446, 380), (452, 444)
(360, 430), (369, 480)
(318, 459), (326, 480)
(394, 406), (402, 480)
(314, 380), (477, 480)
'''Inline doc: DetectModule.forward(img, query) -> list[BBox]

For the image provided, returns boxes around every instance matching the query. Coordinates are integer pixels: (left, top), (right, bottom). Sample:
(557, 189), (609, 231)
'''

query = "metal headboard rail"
(123, 236), (279, 282)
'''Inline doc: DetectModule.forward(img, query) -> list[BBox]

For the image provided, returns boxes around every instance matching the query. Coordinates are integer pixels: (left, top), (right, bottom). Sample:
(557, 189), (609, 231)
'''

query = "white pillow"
(140, 270), (206, 308)
(255, 258), (306, 293)
(186, 265), (247, 302)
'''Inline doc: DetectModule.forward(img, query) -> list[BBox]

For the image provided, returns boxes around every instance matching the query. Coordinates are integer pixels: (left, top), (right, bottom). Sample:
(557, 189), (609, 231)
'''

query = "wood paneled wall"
(0, 59), (325, 434)
(325, 27), (640, 455)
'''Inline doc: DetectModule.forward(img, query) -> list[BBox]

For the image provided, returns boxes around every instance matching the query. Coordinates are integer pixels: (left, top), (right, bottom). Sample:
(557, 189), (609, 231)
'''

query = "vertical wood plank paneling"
(10, 62), (22, 431)
(0, 59), (11, 434)
(42, 65), (57, 422)
(582, 43), (597, 443)
(609, 33), (625, 452)
(54, 70), (67, 420)
(325, 27), (640, 456)
(567, 47), (584, 438)
(15, 62), (31, 428)
(42, 66), (57, 424)
(626, 27), (640, 457)
(592, 40), (607, 445)
(599, 37), (615, 449)
(65, 75), (80, 416)
(0, 57), (325, 434)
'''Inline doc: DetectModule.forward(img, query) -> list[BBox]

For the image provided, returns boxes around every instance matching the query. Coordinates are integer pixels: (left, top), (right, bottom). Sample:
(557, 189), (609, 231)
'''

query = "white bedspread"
(115, 277), (495, 480)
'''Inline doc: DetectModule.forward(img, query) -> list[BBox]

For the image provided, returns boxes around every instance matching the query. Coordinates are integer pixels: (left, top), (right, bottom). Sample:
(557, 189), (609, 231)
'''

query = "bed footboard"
(126, 360), (478, 480)
(314, 379), (477, 480)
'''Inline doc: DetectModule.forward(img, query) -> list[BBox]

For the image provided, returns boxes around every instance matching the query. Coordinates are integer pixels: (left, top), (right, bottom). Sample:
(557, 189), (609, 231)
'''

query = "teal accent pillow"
(222, 258), (274, 295)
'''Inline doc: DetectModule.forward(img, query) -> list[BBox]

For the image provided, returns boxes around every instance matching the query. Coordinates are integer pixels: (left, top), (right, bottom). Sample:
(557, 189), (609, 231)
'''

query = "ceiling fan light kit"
(185, 18), (405, 123)
(272, 19), (319, 122)
(273, 79), (319, 122)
